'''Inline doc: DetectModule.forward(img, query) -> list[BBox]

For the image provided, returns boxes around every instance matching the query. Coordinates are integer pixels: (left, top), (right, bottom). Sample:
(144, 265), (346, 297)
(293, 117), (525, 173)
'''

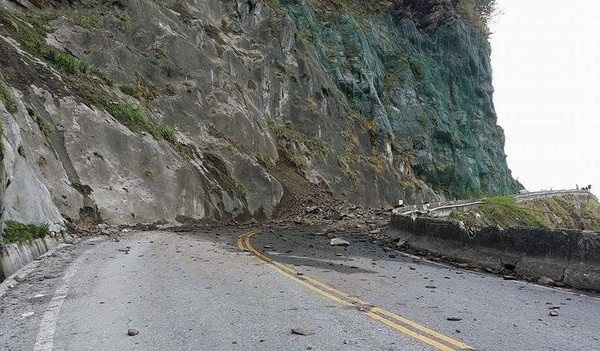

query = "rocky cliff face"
(0, 0), (518, 231)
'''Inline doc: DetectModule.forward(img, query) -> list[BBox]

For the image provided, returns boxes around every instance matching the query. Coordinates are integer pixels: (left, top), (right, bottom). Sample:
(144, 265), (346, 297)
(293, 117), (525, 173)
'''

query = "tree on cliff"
(389, 0), (497, 35)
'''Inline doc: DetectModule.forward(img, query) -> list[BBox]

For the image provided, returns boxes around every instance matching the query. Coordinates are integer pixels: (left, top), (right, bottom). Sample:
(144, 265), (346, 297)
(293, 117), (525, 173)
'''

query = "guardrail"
(514, 189), (590, 202)
(396, 189), (591, 217)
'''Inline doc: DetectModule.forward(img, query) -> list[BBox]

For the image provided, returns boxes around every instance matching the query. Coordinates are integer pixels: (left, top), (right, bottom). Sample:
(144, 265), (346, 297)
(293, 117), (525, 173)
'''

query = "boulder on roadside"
(330, 238), (350, 246)
(537, 276), (556, 285)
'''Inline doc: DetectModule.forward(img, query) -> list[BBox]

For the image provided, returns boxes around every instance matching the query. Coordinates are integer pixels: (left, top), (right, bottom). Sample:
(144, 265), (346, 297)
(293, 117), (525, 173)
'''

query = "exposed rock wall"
(0, 0), (516, 230)
(281, 0), (519, 197)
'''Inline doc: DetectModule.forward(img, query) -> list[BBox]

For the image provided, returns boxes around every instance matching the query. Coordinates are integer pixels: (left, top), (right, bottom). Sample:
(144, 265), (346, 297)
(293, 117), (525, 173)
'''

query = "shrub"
(107, 102), (146, 129)
(70, 11), (99, 29)
(120, 84), (140, 99)
(2, 220), (50, 244)
(368, 152), (387, 174)
(36, 116), (54, 141)
(149, 123), (177, 145)
(408, 58), (424, 79)
(43, 48), (90, 74)
(0, 74), (18, 113)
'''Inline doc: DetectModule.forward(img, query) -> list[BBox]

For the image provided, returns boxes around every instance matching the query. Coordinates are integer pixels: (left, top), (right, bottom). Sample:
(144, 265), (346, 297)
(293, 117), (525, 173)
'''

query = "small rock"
(330, 238), (350, 246)
(388, 254), (397, 258)
(306, 206), (319, 214)
(549, 310), (559, 317)
(395, 240), (407, 248)
(21, 312), (35, 318)
(538, 276), (555, 285)
(409, 266), (416, 270)
(447, 317), (462, 321)
(14, 274), (27, 283)
(457, 263), (469, 268)
(369, 229), (381, 234)
(330, 211), (344, 221)
(426, 285), (437, 289)
(335, 253), (343, 257)
(291, 328), (314, 336)
(503, 275), (518, 281)
(127, 329), (139, 336)
(263, 245), (273, 249)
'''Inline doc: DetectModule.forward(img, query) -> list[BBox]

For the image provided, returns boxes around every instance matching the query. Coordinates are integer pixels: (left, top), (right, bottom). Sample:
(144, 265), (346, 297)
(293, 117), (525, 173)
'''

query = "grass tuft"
(2, 220), (50, 244)
(481, 196), (545, 228)
(36, 116), (54, 141)
(0, 73), (18, 114)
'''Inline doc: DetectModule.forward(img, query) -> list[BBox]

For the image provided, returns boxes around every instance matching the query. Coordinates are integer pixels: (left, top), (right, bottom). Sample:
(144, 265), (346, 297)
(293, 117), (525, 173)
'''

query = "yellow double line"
(237, 230), (474, 351)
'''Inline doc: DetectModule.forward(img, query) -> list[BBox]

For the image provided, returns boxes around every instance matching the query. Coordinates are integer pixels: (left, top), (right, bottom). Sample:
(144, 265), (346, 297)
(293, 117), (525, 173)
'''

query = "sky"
(489, 0), (600, 196)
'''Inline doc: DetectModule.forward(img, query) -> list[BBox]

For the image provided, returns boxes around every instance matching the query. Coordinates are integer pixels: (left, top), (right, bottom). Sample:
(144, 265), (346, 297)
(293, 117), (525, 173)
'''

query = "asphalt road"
(1, 227), (599, 351)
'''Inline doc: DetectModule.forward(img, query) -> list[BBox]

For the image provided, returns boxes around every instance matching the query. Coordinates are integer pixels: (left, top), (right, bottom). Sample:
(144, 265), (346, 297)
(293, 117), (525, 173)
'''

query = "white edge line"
(33, 242), (104, 351)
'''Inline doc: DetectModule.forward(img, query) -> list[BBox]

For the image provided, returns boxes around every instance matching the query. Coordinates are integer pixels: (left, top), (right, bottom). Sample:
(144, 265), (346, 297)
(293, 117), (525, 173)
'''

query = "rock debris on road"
(1, 226), (599, 351)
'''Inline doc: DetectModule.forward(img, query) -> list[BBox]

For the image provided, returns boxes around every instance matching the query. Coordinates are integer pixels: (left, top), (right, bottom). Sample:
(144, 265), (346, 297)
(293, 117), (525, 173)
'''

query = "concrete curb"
(0, 236), (61, 281)
(0, 243), (71, 300)
(388, 213), (600, 291)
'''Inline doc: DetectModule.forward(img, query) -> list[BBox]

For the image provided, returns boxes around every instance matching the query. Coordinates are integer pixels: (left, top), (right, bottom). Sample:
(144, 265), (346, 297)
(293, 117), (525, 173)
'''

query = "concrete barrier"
(0, 236), (61, 282)
(388, 213), (600, 291)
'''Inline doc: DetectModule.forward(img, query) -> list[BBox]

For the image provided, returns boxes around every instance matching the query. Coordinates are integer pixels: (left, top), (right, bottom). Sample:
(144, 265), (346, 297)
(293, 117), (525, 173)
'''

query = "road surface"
(1, 226), (599, 350)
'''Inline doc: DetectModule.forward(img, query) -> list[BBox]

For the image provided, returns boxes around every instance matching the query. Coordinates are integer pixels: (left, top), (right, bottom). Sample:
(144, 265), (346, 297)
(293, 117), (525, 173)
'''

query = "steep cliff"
(0, 0), (517, 232)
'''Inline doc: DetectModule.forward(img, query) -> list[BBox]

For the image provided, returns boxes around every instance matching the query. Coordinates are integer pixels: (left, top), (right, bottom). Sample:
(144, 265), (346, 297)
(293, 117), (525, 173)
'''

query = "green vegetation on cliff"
(0, 72), (18, 114)
(2, 220), (49, 244)
(279, 0), (517, 198)
(451, 194), (600, 230)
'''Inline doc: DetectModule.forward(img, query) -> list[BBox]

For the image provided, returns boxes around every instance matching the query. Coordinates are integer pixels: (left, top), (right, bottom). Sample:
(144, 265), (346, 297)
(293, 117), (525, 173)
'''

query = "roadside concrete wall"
(0, 237), (60, 282)
(388, 214), (600, 291)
